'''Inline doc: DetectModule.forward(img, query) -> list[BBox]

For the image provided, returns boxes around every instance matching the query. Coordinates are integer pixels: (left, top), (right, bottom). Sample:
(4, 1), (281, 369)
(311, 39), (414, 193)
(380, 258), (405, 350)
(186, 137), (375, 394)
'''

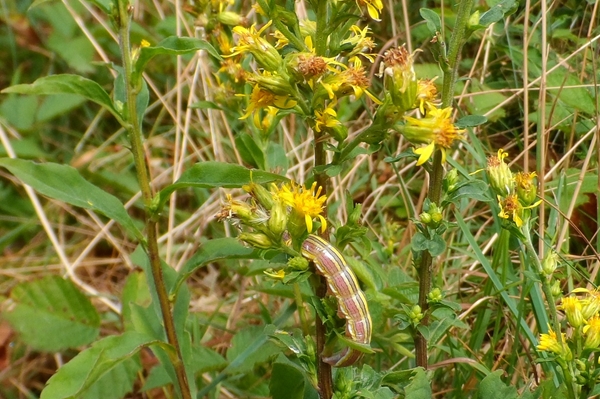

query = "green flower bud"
(348, 203), (362, 226)
(551, 279), (562, 298)
(515, 171), (538, 206)
(381, 46), (418, 113)
(542, 251), (559, 277)
(431, 211), (443, 225)
(244, 182), (275, 210)
(444, 169), (459, 194)
(217, 11), (246, 26)
(428, 288), (443, 303)
(409, 305), (423, 324)
(467, 10), (481, 29)
(239, 232), (273, 249)
(419, 212), (432, 225)
(288, 256), (309, 271)
(486, 149), (514, 196)
(268, 201), (288, 240)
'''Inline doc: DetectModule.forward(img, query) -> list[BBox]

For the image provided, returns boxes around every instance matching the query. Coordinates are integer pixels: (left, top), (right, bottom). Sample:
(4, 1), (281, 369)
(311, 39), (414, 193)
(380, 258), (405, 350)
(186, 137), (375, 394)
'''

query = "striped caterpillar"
(301, 234), (372, 367)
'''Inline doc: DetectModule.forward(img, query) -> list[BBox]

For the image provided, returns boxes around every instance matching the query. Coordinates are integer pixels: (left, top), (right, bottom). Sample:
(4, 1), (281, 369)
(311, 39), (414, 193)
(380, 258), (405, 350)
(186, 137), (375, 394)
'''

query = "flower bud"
(444, 168), (459, 194)
(419, 212), (432, 225)
(239, 232), (273, 249)
(584, 316), (600, 349)
(348, 203), (362, 226)
(264, 268), (285, 280)
(486, 149), (514, 196)
(217, 11), (246, 26)
(268, 201), (288, 240)
(409, 305), (423, 324)
(288, 256), (309, 271)
(467, 10), (481, 30)
(431, 211), (443, 225)
(381, 46), (418, 113)
(551, 279), (562, 298)
(515, 171), (538, 206)
(561, 296), (584, 328)
(428, 288), (443, 303)
(244, 182), (275, 210)
(542, 251), (559, 277)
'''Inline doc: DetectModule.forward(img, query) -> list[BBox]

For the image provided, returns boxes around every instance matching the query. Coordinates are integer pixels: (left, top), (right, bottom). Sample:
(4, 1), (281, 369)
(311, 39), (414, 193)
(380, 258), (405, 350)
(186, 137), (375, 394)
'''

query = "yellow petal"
(414, 143), (435, 165)
(305, 214), (313, 233)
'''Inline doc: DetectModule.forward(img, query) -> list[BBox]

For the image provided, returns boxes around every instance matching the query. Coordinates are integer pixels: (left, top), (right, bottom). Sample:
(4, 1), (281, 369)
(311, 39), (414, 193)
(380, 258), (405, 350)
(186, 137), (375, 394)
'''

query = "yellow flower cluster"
(538, 289), (600, 360)
(218, 181), (328, 251)
(485, 149), (541, 228)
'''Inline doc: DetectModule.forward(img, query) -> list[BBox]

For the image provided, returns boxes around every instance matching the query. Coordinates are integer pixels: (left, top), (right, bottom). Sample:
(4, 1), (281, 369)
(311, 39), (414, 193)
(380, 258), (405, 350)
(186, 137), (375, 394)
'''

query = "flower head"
(230, 21), (282, 71)
(314, 102), (345, 140)
(382, 46), (418, 111)
(537, 327), (570, 359)
(497, 192), (541, 228)
(486, 149), (514, 196)
(402, 104), (465, 165)
(515, 171), (538, 206)
(561, 296), (584, 328)
(275, 181), (327, 234)
(239, 84), (297, 128)
(584, 316), (600, 349)
(342, 25), (377, 67)
(320, 66), (380, 103)
(415, 78), (438, 114)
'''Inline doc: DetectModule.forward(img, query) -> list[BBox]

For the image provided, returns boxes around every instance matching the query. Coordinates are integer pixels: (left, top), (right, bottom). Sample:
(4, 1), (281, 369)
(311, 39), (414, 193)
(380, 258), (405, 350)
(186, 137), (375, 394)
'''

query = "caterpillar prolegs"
(301, 234), (372, 367)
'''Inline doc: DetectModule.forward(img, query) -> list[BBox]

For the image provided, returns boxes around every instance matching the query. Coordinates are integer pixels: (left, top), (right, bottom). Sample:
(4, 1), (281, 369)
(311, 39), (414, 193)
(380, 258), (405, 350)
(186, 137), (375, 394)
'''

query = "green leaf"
(476, 370), (518, 399)
(156, 161), (288, 211)
(479, 0), (518, 26)
(455, 115), (488, 128)
(236, 133), (266, 169)
(444, 179), (492, 205)
(420, 8), (442, 34)
(0, 159), (141, 240)
(1, 75), (122, 123)
(3, 276), (100, 352)
(134, 37), (220, 82)
(40, 332), (157, 399)
(404, 368), (432, 399)
(412, 232), (446, 256)
(226, 325), (282, 374)
(270, 360), (305, 399)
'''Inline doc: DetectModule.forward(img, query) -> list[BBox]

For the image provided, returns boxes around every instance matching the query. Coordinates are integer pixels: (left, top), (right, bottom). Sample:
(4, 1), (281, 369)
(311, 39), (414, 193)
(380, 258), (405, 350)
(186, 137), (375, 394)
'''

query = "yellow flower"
(497, 193), (541, 228)
(573, 288), (600, 320)
(230, 21), (282, 71)
(314, 102), (341, 133)
(356, 0), (384, 20)
(561, 296), (584, 328)
(239, 84), (297, 128)
(415, 78), (438, 114)
(402, 104), (465, 165)
(537, 327), (570, 358)
(320, 66), (381, 104)
(342, 25), (377, 66)
(584, 316), (600, 349)
(514, 171), (538, 206)
(276, 181), (327, 234)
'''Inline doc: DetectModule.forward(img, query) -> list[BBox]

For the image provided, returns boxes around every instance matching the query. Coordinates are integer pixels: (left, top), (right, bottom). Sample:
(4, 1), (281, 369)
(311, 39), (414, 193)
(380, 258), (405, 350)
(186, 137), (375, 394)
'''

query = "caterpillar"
(301, 234), (372, 367)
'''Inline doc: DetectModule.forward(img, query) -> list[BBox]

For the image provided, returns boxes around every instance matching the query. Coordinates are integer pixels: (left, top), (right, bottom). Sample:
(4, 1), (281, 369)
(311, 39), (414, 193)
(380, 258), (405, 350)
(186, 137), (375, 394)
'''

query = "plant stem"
(116, 2), (191, 398)
(414, 0), (474, 369)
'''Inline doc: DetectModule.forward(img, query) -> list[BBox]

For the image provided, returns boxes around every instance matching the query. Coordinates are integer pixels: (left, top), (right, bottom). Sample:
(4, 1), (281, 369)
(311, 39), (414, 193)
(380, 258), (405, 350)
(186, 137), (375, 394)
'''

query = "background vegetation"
(0, 0), (599, 398)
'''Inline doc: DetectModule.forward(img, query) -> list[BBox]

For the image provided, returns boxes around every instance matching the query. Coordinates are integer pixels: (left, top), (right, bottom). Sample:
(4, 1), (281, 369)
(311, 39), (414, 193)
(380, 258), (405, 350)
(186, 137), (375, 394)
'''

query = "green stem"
(441, 0), (475, 108)
(116, 2), (191, 398)
(315, 0), (328, 56)
(414, 0), (474, 369)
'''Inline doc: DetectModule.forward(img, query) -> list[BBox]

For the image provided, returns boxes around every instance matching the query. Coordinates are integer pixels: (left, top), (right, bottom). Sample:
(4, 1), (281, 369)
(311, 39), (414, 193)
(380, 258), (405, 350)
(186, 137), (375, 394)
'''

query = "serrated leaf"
(156, 161), (288, 210)
(3, 276), (100, 352)
(476, 370), (518, 399)
(40, 332), (157, 399)
(420, 8), (442, 34)
(411, 232), (446, 256)
(404, 368), (432, 399)
(0, 159), (141, 240)
(1, 75), (122, 123)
